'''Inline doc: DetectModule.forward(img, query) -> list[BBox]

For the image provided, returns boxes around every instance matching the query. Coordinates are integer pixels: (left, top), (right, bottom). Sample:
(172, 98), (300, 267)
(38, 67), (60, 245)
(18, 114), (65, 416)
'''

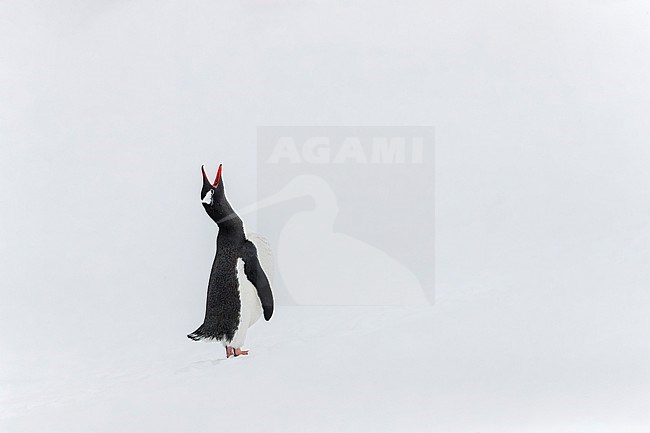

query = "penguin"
(188, 164), (274, 358)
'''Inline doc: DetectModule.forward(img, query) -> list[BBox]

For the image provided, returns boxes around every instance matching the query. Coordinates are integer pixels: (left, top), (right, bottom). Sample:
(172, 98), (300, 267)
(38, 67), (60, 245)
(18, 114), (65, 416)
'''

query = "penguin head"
(200, 164), (229, 222)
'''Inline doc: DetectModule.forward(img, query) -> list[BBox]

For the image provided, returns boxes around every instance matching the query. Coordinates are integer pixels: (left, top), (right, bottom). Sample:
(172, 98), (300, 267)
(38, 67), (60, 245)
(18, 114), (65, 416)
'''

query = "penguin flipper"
(241, 240), (274, 320)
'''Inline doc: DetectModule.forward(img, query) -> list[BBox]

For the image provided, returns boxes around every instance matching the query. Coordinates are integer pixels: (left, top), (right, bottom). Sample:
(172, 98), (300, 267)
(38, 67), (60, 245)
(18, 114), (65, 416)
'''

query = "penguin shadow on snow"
(174, 358), (225, 374)
(175, 351), (257, 374)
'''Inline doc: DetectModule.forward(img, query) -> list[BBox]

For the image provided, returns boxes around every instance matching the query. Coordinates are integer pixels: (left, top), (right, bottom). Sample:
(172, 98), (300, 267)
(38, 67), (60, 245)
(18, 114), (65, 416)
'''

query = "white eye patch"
(202, 189), (214, 205)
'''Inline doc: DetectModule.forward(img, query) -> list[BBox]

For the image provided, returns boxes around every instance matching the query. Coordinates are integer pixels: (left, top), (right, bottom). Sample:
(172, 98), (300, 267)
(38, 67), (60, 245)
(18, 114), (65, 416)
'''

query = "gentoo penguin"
(188, 164), (274, 358)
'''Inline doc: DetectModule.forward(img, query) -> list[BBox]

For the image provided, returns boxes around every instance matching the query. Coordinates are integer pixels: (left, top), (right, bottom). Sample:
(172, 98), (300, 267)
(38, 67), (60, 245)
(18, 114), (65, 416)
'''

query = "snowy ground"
(2, 298), (648, 433)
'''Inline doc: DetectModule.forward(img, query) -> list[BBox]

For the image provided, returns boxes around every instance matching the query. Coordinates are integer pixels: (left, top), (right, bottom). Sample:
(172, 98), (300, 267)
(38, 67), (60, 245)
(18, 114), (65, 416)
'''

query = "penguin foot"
(226, 346), (249, 358)
(234, 348), (249, 357)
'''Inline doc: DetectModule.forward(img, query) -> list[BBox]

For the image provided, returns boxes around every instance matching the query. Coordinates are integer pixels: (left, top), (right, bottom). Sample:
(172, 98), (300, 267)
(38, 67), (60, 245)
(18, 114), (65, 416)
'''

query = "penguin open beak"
(202, 164), (223, 187)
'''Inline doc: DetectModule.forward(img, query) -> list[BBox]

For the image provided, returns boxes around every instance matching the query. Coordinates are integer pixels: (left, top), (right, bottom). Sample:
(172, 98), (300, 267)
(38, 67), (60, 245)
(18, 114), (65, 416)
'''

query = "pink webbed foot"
(226, 346), (234, 358)
(233, 348), (249, 357)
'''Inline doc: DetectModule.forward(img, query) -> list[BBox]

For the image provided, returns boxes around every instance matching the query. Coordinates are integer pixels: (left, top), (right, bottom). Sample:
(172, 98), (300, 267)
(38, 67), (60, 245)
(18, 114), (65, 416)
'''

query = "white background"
(1, 1), (649, 432)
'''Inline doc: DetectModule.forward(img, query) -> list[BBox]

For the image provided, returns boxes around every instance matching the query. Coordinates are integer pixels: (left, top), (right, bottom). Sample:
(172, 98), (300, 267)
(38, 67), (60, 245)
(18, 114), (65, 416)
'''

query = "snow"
(2, 300), (648, 433)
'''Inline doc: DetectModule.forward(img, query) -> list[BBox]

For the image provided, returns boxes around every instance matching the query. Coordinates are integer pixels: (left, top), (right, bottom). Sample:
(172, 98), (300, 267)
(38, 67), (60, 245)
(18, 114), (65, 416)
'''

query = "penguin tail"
(187, 325), (205, 341)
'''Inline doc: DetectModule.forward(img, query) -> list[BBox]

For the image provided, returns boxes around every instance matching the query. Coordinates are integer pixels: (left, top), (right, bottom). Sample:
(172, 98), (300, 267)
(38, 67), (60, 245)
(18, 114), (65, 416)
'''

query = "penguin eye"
(202, 189), (214, 205)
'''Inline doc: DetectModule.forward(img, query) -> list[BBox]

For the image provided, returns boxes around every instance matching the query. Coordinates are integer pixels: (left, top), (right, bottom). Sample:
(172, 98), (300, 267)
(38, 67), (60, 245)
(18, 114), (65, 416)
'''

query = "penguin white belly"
(227, 258), (263, 348)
